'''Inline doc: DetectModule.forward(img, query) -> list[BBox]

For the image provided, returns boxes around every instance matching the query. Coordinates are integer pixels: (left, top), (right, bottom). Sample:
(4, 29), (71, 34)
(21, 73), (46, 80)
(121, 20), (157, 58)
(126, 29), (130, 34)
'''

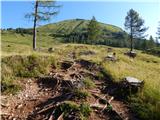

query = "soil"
(1, 59), (138, 120)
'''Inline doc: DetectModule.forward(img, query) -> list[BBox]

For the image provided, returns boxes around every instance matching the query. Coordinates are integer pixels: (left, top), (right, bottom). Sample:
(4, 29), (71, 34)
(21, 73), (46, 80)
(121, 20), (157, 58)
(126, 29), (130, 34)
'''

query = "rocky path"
(1, 59), (138, 120)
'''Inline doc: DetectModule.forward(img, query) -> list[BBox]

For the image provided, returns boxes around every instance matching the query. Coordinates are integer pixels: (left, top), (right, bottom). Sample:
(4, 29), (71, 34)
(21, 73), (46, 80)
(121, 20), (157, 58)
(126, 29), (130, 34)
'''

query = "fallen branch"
(57, 112), (64, 120)
(37, 104), (55, 114)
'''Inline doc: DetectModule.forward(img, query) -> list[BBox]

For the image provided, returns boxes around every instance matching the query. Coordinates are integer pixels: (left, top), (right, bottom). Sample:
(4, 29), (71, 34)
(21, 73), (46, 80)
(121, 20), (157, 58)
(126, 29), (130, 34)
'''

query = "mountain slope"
(37, 19), (127, 44)
(38, 19), (124, 35)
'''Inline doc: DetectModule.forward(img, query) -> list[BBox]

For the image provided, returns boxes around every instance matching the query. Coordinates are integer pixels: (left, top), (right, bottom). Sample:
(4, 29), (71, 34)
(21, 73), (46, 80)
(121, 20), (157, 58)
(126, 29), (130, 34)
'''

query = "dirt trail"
(1, 59), (138, 120)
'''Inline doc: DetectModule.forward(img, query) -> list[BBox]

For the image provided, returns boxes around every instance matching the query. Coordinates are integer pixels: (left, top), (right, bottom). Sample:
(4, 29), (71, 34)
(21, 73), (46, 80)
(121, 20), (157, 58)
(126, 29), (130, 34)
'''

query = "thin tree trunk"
(130, 33), (133, 52)
(130, 26), (133, 52)
(33, 1), (38, 50)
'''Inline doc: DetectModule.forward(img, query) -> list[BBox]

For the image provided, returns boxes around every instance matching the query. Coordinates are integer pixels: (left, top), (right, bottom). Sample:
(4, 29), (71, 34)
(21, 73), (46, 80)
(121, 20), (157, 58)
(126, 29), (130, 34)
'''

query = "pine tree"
(157, 21), (160, 39)
(88, 16), (100, 44)
(155, 37), (159, 47)
(148, 35), (156, 49)
(26, 0), (60, 50)
(141, 39), (148, 50)
(124, 9), (148, 51)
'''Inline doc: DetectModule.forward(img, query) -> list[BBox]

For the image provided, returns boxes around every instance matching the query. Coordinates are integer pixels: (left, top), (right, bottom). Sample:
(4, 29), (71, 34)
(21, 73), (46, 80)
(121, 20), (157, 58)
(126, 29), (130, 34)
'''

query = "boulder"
(124, 77), (143, 87)
(79, 50), (96, 56)
(104, 54), (117, 61)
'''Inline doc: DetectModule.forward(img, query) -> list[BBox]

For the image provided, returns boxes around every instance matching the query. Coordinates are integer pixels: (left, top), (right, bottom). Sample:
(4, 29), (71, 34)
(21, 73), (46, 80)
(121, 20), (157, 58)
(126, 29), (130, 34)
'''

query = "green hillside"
(1, 19), (128, 55)
(38, 19), (124, 34)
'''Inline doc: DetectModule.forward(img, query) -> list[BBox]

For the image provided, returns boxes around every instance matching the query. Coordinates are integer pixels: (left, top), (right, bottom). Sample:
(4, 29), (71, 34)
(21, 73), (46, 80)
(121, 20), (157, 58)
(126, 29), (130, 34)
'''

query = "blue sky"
(1, 0), (160, 39)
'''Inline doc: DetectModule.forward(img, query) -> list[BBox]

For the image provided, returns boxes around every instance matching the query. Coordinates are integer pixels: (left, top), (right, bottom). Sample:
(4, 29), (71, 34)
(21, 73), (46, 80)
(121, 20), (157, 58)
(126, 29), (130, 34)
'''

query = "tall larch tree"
(124, 9), (148, 52)
(26, 0), (60, 50)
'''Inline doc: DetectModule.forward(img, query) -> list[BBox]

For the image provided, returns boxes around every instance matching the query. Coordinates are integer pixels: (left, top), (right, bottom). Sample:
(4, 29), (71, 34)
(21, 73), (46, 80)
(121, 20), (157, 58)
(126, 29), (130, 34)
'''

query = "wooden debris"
(48, 110), (56, 120)
(101, 96), (114, 112)
(37, 104), (55, 114)
(108, 96), (114, 104)
(57, 112), (64, 120)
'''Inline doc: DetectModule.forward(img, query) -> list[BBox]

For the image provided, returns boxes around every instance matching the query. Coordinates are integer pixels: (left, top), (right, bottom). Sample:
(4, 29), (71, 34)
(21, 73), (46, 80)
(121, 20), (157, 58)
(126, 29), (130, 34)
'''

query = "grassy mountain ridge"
(38, 19), (124, 34)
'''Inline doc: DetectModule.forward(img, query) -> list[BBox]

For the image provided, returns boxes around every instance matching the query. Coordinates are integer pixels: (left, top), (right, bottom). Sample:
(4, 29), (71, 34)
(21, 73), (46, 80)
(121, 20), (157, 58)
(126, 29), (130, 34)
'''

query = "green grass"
(54, 101), (92, 120)
(1, 29), (160, 119)
(73, 89), (91, 100)
(1, 53), (57, 95)
(83, 77), (96, 88)
(1, 31), (61, 55)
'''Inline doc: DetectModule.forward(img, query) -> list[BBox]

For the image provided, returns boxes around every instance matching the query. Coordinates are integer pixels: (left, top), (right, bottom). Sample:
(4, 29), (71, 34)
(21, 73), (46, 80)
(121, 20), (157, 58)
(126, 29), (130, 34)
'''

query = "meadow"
(1, 31), (160, 120)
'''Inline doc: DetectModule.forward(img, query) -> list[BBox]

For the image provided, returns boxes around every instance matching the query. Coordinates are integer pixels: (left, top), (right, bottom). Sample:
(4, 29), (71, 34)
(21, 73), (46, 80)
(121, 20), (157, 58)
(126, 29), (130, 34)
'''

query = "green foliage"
(145, 47), (160, 57)
(26, 1), (60, 22)
(124, 9), (148, 39)
(15, 28), (33, 35)
(83, 77), (96, 88)
(124, 9), (148, 51)
(147, 36), (156, 49)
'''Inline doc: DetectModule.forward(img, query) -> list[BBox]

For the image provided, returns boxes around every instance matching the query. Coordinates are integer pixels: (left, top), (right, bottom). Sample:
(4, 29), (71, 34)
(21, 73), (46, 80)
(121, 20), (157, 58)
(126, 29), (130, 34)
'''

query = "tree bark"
(33, 1), (38, 50)
(130, 32), (133, 52)
(130, 23), (133, 52)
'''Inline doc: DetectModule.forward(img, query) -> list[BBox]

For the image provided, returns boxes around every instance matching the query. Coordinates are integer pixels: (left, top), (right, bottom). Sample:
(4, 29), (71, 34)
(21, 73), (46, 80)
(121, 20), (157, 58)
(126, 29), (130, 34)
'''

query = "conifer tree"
(26, 0), (60, 50)
(124, 9), (148, 51)
(88, 16), (100, 44)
